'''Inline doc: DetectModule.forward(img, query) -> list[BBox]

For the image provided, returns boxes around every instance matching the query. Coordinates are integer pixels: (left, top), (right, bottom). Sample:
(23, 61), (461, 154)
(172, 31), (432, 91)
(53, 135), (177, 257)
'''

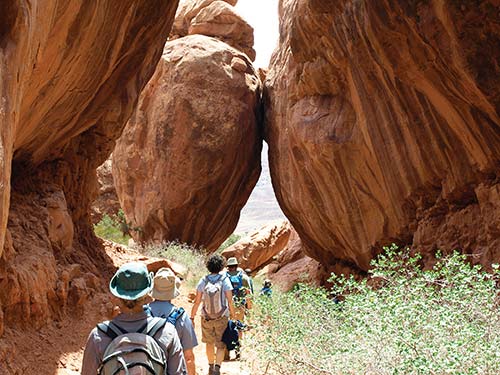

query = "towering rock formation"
(265, 0), (500, 273)
(0, 0), (179, 337)
(113, 35), (262, 250)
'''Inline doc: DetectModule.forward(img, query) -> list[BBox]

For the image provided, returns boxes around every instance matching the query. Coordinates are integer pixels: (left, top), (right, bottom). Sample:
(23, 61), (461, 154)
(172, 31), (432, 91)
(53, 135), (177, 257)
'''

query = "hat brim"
(109, 272), (154, 300)
(151, 287), (180, 301)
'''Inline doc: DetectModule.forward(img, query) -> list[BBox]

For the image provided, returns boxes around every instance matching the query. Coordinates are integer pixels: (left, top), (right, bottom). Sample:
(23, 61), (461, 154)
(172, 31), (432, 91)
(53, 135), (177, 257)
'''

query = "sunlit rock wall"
(265, 0), (500, 272)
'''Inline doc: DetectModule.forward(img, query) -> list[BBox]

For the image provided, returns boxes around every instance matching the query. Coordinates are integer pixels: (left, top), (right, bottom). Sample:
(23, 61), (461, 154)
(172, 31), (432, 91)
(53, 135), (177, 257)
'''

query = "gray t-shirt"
(148, 300), (198, 350)
(196, 273), (233, 318)
(81, 311), (186, 375)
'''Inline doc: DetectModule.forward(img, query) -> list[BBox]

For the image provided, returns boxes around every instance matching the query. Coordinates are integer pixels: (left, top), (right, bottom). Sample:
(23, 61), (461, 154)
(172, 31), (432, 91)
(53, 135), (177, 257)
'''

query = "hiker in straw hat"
(148, 268), (198, 375)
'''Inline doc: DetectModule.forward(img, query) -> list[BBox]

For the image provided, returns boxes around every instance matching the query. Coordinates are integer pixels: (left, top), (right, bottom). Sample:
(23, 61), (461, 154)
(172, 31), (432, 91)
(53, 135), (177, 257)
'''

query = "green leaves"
(246, 246), (500, 374)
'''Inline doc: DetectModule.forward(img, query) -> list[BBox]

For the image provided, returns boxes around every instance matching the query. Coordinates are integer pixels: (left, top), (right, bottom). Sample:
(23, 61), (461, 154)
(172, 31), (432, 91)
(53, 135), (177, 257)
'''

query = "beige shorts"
(201, 315), (228, 348)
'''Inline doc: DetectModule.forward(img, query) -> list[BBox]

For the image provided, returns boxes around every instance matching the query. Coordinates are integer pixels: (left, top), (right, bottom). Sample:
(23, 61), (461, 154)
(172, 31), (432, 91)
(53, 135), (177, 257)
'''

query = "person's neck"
(122, 305), (145, 314)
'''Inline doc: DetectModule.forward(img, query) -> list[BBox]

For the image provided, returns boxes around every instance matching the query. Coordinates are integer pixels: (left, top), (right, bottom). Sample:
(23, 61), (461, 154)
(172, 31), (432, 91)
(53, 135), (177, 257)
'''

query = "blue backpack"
(228, 271), (245, 299)
(145, 305), (185, 326)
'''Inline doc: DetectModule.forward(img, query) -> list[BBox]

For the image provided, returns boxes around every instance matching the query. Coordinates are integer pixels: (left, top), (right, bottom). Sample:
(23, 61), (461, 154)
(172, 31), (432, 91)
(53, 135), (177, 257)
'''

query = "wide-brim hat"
(109, 262), (154, 301)
(227, 257), (239, 266)
(151, 267), (181, 301)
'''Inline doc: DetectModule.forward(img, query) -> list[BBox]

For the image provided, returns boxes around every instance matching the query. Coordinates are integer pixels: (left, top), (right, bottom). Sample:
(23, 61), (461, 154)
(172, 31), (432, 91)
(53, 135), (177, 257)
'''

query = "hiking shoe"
(213, 364), (221, 375)
(208, 363), (214, 375)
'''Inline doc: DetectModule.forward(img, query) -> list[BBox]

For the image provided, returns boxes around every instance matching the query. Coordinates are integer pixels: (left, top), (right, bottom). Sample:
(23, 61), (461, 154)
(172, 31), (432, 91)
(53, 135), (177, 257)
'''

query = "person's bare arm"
(190, 291), (203, 327)
(225, 290), (235, 319)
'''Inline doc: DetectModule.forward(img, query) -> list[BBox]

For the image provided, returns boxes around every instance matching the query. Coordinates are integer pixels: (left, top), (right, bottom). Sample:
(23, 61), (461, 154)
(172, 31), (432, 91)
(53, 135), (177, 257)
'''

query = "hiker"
(226, 257), (253, 321)
(225, 257), (252, 360)
(81, 262), (186, 375)
(190, 254), (235, 375)
(148, 268), (198, 375)
(244, 268), (255, 294)
(260, 279), (273, 297)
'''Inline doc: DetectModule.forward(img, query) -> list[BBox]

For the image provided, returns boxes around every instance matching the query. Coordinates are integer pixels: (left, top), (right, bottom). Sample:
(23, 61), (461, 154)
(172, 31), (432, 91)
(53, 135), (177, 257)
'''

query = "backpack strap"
(97, 321), (128, 340)
(145, 316), (167, 338)
(97, 317), (166, 340)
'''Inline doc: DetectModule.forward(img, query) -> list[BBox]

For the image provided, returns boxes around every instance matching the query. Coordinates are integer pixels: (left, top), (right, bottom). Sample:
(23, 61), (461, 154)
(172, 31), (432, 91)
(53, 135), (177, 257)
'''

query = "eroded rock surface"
(171, 0), (238, 38)
(222, 220), (292, 271)
(91, 158), (121, 224)
(0, 0), (179, 344)
(171, 0), (255, 61)
(266, 0), (500, 273)
(256, 227), (328, 292)
(189, 1), (255, 61)
(113, 35), (262, 250)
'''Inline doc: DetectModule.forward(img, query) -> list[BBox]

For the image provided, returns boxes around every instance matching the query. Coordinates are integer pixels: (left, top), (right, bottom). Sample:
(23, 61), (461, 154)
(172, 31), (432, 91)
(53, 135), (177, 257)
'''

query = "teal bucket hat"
(109, 262), (154, 300)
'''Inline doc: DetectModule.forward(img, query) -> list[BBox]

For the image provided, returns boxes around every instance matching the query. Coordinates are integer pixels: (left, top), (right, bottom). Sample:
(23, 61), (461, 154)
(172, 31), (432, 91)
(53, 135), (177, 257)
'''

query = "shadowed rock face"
(91, 158), (121, 224)
(113, 35), (262, 250)
(0, 0), (179, 336)
(265, 0), (500, 272)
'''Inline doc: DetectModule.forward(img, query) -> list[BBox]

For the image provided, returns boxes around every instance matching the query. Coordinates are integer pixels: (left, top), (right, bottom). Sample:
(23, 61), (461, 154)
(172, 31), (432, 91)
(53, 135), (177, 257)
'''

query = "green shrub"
(93, 213), (131, 246)
(143, 242), (207, 289)
(247, 246), (500, 374)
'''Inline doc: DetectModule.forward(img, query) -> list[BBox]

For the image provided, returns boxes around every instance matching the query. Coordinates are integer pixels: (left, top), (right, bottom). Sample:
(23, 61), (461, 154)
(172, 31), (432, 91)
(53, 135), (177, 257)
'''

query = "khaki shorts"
(201, 315), (228, 348)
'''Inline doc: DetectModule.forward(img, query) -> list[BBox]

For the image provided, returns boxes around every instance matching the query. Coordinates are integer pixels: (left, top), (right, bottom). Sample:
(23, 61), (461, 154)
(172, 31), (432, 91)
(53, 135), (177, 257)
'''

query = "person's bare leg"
(206, 343), (215, 363)
(206, 343), (215, 375)
(183, 349), (196, 375)
(215, 346), (225, 365)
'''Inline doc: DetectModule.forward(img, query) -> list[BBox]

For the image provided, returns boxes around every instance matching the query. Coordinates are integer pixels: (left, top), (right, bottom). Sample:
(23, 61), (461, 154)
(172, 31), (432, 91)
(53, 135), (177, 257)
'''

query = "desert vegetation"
(247, 247), (500, 375)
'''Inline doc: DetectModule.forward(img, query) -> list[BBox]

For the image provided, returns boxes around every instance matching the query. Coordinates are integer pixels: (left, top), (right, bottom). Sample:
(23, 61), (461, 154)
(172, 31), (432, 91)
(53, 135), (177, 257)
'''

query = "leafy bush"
(93, 213), (131, 246)
(246, 246), (500, 374)
(144, 242), (207, 289)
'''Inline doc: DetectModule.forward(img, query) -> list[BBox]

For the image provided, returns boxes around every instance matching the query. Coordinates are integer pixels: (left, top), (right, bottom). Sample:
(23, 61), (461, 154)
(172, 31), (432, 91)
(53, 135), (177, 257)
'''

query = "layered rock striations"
(0, 0), (179, 339)
(113, 35), (262, 250)
(265, 0), (500, 272)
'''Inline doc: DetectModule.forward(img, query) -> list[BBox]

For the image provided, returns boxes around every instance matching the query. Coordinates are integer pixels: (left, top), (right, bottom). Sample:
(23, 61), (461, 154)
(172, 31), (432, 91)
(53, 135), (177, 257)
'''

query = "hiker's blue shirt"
(148, 300), (199, 350)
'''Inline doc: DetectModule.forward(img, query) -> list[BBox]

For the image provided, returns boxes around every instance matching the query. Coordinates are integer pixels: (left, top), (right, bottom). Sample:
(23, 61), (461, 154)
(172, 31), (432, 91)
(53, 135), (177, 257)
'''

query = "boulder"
(256, 227), (327, 292)
(113, 35), (262, 250)
(222, 220), (291, 271)
(265, 0), (500, 272)
(171, 0), (238, 38)
(189, 1), (256, 61)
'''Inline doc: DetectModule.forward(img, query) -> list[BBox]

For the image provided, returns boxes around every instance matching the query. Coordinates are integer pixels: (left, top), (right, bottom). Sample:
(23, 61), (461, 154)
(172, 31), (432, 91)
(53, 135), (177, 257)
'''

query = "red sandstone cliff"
(265, 0), (500, 273)
(0, 0), (179, 344)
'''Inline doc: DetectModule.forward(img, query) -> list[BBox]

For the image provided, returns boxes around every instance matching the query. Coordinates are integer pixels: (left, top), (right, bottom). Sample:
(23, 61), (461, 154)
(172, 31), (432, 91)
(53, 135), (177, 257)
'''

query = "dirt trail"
(2, 244), (251, 375)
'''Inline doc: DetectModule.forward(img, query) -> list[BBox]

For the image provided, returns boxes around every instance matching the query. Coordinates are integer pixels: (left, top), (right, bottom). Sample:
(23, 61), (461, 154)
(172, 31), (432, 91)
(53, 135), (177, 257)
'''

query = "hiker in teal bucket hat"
(81, 262), (187, 375)
(109, 261), (154, 300)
